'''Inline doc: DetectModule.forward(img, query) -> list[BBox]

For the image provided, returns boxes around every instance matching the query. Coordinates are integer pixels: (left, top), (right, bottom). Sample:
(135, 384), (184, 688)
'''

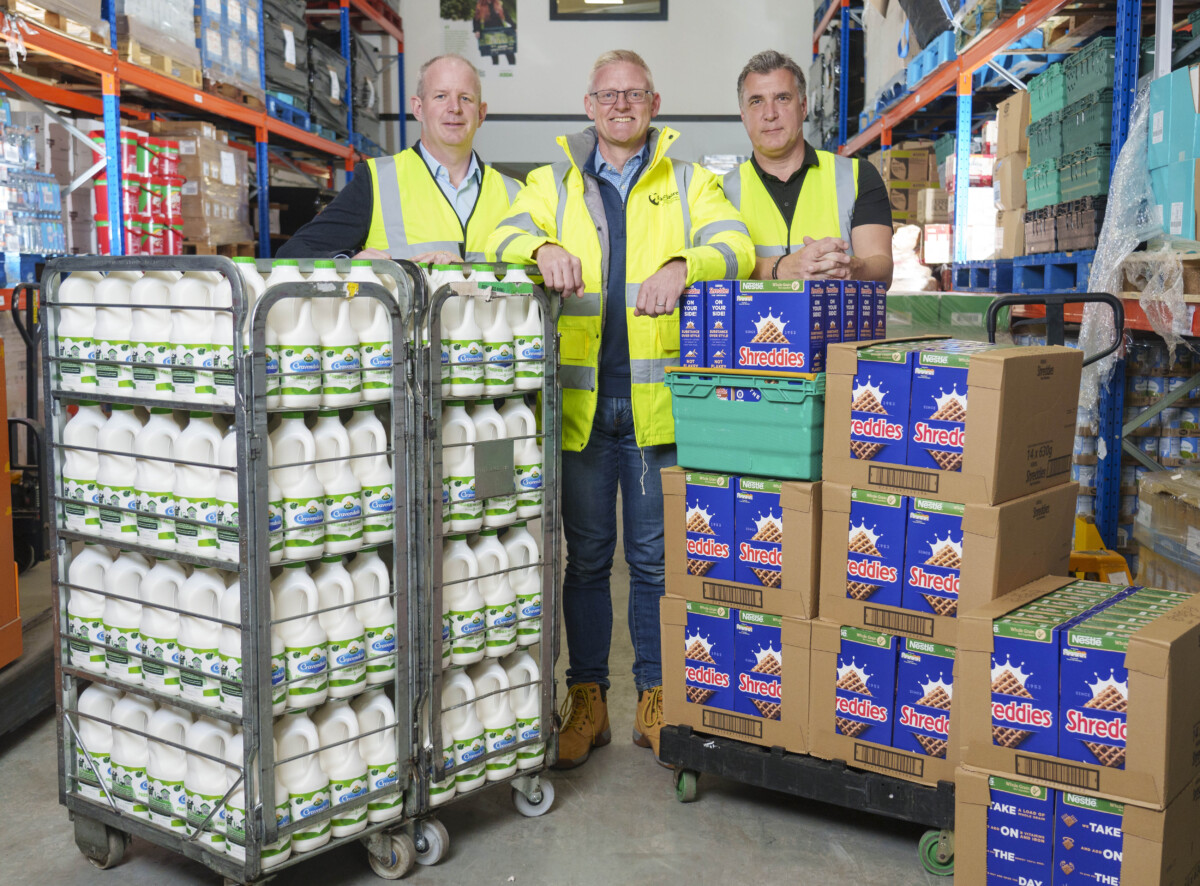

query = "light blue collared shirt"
(417, 141), (482, 226)
(590, 142), (650, 203)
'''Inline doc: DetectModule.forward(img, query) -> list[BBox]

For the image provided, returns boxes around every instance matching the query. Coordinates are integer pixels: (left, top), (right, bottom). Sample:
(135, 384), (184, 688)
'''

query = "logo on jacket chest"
(648, 191), (680, 207)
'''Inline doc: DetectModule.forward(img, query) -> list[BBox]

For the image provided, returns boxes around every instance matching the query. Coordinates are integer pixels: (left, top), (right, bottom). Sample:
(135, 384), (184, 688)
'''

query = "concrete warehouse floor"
(0, 533), (947, 886)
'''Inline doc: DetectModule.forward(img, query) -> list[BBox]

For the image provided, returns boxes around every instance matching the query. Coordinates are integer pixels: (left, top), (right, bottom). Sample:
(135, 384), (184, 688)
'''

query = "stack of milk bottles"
(51, 257), (407, 876)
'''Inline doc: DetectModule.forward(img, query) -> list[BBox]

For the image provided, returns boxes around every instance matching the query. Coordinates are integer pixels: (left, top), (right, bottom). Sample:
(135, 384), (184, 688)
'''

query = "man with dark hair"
(279, 53), (520, 260)
(725, 49), (893, 284)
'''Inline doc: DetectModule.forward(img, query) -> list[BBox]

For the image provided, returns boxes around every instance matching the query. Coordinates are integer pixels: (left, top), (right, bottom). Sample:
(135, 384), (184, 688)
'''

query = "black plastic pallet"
(659, 724), (955, 829)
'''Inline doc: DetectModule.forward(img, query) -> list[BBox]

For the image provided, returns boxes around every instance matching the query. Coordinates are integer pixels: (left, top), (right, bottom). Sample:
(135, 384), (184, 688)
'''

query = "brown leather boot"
(633, 685), (671, 768)
(552, 682), (611, 770)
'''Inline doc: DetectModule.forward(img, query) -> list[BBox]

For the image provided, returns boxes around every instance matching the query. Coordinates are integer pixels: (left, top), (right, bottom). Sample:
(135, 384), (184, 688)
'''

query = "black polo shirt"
(751, 141), (892, 240)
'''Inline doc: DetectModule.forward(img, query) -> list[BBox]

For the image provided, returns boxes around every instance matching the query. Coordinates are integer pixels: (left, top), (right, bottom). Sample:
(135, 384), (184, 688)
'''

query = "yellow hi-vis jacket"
(486, 126), (754, 451)
(364, 146), (522, 260)
(721, 150), (859, 259)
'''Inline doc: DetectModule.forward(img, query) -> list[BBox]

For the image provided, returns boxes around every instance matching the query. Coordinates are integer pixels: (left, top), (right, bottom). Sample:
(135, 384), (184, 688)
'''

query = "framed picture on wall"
(550, 1), (667, 21)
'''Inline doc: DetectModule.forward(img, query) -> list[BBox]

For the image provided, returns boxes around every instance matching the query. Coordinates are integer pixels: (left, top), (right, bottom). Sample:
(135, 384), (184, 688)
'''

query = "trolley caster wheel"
(414, 819), (449, 866)
(77, 823), (129, 870)
(674, 769), (699, 803)
(512, 779), (555, 817)
(367, 832), (416, 880)
(918, 828), (955, 877)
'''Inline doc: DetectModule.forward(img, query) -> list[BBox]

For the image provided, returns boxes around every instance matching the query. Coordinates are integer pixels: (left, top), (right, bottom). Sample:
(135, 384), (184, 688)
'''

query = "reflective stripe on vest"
(722, 151), (858, 255)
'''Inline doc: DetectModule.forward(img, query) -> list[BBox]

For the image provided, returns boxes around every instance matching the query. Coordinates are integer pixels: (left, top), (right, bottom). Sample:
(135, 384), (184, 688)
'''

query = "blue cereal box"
(1054, 791), (1125, 885)
(839, 280), (859, 343)
(683, 601), (737, 712)
(895, 638), (955, 759)
(733, 279), (824, 373)
(680, 283), (705, 368)
(857, 281), (874, 341)
(845, 488), (909, 607)
(910, 348), (982, 472)
(872, 281), (887, 339)
(902, 497), (966, 617)
(991, 615), (1073, 758)
(986, 775), (1055, 883)
(834, 625), (900, 746)
(1059, 616), (1131, 771)
(823, 281), (842, 345)
(684, 472), (736, 580)
(705, 280), (733, 369)
(735, 610), (784, 720)
(734, 476), (783, 588)
(849, 343), (921, 466)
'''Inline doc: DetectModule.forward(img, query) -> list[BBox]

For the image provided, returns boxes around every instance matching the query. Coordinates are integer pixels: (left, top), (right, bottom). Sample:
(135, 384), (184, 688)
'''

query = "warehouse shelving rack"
(0, 0), (405, 259)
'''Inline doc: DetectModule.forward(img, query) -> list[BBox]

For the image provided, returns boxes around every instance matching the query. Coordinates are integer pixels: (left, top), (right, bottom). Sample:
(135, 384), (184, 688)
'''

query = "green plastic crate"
(935, 133), (955, 169)
(1059, 145), (1112, 201)
(1062, 88), (1113, 153)
(1064, 36), (1116, 103)
(664, 368), (824, 479)
(1029, 62), (1067, 122)
(885, 294), (941, 337)
(1026, 111), (1063, 166)
(1023, 158), (1062, 210)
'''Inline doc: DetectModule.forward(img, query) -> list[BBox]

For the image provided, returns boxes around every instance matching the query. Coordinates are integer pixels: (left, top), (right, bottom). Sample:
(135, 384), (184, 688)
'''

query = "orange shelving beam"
(813, 0), (845, 54)
(1013, 299), (1200, 337)
(349, 0), (404, 46)
(840, 0), (1074, 156)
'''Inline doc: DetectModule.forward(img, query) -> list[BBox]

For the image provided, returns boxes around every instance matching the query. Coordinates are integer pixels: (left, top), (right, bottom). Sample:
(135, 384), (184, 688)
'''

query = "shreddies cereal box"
(682, 601), (737, 712)
(684, 472), (736, 581)
(902, 497), (965, 617)
(986, 775), (1055, 884)
(735, 476), (783, 588)
(833, 625), (900, 746)
(733, 280), (825, 373)
(680, 283), (705, 368)
(894, 638), (955, 759)
(847, 343), (921, 466)
(844, 488), (908, 607)
(706, 281), (733, 370)
(735, 610), (784, 721)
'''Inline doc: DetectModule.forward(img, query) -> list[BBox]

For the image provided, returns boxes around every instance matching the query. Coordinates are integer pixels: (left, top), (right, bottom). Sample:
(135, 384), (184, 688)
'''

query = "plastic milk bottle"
(443, 534), (485, 665)
(271, 413), (325, 559)
(348, 261), (392, 401)
(110, 693), (156, 818)
(274, 712), (331, 853)
(499, 396), (543, 518)
(218, 577), (242, 716)
(134, 407), (182, 549)
(321, 299), (362, 406)
(170, 271), (219, 402)
(140, 557), (188, 694)
(477, 291), (515, 395)
(184, 717), (233, 849)
(57, 270), (101, 391)
(349, 547), (396, 684)
(469, 659), (517, 781)
(447, 296), (485, 396)
(472, 400), (516, 526)
(313, 701), (369, 837)
(66, 542), (112, 673)
(95, 404), (142, 540)
(352, 690), (403, 821)
(422, 698), (456, 806)
(75, 683), (121, 801)
(102, 550), (150, 683)
(312, 555), (367, 697)
(173, 412), (222, 553)
(92, 270), (139, 392)
(442, 401), (480, 531)
(504, 650), (545, 769)
(272, 562), (329, 708)
(263, 258), (305, 340)
(504, 522), (542, 646)
(308, 259), (342, 330)
(278, 298), (323, 408)
(347, 405), (395, 544)
(442, 670), (485, 793)
(177, 567), (226, 706)
(62, 401), (107, 532)
(147, 705), (193, 828)
(509, 289), (544, 391)
(130, 270), (180, 398)
(215, 428), (241, 561)
(314, 410), (363, 553)
(471, 529), (517, 657)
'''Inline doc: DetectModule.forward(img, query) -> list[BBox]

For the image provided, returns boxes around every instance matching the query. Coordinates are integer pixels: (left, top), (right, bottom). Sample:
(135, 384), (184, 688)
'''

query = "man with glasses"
(279, 53), (520, 261)
(488, 50), (753, 770)
(726, 49), (893, 284)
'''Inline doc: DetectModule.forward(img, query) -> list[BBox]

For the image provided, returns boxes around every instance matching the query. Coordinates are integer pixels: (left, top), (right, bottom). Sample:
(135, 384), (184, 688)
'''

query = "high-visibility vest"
(487, 126), (754, 451)
(365, 146), (521, 260)
(722, 150), (859, 259)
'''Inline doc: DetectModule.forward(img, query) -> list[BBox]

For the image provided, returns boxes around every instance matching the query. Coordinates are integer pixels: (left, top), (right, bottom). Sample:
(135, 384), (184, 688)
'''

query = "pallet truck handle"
(985, 292), (1124, 367)
(10, 281), (39, 349)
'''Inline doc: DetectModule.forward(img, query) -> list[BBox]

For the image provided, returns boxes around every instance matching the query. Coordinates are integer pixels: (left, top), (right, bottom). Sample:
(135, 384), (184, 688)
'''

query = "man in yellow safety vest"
(488, 50), (754, 769)
(279, 53), (521, 261)
(724, 50), (893, 284)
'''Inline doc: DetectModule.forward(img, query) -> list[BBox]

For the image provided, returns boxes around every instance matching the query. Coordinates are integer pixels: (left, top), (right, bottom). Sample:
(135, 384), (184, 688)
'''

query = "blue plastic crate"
(1012, 250), (1096, 293)
(267, 94), (311, 131)
(951, 259), (1014, 292)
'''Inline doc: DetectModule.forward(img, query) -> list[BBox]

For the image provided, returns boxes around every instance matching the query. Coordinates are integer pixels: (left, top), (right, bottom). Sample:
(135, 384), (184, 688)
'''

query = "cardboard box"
(661, 597), (811, 751)
(955, 766), (1200, 884)
(996, 91), (1031, 158)
(993, 153), (1028, 211)
(149, 119), (220, 141)
(887, 181), (918, 218)
(809, 619), (959, 785)
(819, 481), (1078, 644)
(922, 224), (952, 265)
(824, 338), (1083, 506)
(995, 209), (1026, 259)
(1160, 159), (1200, 239)
(915, 188), (949, 224)
(960, 576), (1200, 809)
(887, 149), (934, 183)
(664, 467), (821, 619)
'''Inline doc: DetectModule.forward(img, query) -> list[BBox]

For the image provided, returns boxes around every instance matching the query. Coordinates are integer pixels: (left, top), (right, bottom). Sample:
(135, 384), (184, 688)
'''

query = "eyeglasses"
(589, 89), (653, 105)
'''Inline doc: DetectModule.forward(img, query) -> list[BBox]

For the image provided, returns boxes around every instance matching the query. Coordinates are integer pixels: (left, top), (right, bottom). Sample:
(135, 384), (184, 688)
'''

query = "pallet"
(951, 259), (1014, 293)
(266, 94), (311, 132)
(1012, 250), (1096, 294)
(3, 0), (109, 50)
(203, 79), (265, 112)
(312, 123), (348, 144)
(182, 241), (256, 258)
(118, 38), (203, 89)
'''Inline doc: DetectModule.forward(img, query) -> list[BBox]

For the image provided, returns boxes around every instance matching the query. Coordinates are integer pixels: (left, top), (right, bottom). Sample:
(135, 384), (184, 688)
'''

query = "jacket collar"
(557, 125), (677, 175)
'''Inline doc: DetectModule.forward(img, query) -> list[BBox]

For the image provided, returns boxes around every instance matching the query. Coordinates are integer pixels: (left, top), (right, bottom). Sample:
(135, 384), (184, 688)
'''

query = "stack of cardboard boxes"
(150, 120), (252, 248)
(945, 122), (998, 262)
(1148, 64), (1200, 238)
(994, 91), (1030, 259)
(866, 141), (939, 229)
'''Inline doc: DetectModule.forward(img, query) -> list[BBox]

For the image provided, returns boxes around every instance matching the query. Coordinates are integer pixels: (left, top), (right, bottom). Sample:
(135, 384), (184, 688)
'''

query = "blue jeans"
(562, 396), (676, 693)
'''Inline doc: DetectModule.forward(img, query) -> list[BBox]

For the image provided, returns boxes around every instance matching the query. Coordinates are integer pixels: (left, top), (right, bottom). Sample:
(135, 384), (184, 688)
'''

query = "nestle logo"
(1037, 363), (1055, 378)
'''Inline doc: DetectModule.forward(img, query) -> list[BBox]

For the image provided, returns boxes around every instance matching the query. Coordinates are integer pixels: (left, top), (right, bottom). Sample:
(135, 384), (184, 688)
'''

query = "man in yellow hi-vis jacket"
(279, 53), (520, 261)
(488, 50), (754, 769)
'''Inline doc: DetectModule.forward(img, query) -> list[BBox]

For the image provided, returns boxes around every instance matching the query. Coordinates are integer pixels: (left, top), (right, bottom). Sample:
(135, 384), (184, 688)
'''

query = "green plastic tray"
(1065, 37), (1116, 103)
(1059, 145), (1112, 201)
(1026, 111), (1063, 166)
(1062, 88), (1114, 153)
(1029, 62), (1067, 122)
(1023, 159), (1062, 211)
(665, 368), (824, 479)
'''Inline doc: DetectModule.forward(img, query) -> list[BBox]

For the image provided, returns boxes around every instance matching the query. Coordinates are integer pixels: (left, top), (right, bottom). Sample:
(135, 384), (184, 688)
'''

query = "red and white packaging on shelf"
(945, 155), (996, 191)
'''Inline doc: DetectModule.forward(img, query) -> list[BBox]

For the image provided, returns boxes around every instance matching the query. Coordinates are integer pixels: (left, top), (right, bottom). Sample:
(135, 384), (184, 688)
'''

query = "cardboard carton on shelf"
(915, 188), (949, 225)
(993, 152), (1028, 211)
(959, 575), (1200, 810)
(995, 209), (1026, 259)
(661, 596), (811, 752)
(808, 618), (960, 787)
(996, 91), (1031, 158)
(662, 467), (822, 620)
(922, 224), (952, 265)
(823, 338), (1083, 506)
(819, 481), (1079, 645)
